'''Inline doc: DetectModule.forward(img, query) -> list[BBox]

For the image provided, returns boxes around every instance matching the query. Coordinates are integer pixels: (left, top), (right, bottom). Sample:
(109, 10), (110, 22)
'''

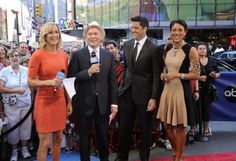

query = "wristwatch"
(180, 74), (185, 80)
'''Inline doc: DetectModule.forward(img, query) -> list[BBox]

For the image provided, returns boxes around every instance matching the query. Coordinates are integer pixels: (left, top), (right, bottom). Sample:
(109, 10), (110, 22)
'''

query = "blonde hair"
(38, 22), (62, 49)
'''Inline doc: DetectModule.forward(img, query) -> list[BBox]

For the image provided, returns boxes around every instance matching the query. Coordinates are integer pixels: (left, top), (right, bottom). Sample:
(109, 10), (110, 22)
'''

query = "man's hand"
(146, 99), (156, 111)
(109, 105), (118, 124)
(66, 101), (73, 117)
(88, 64), (100, 75)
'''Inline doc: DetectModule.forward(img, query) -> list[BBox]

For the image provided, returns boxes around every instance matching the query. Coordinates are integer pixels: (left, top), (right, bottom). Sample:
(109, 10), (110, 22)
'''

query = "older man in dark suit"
(68, 22), (118, 161)
(116, 16), (163, 161)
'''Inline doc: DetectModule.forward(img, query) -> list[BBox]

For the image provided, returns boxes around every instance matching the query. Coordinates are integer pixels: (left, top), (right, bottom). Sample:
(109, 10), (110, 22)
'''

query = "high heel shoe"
(186, 131), (196, 144)
(204, 126), (212, 136)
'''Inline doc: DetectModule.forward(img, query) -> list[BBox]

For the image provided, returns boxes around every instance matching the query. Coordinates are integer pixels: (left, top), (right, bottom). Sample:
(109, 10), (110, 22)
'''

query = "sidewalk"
(109, 121), (236, 160)
(16, 121), (236, 161)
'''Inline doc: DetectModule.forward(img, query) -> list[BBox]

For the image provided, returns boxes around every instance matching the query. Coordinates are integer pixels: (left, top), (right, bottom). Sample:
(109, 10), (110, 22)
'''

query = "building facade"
(0, 0), (36, 45)
(74, 0), (236, 47)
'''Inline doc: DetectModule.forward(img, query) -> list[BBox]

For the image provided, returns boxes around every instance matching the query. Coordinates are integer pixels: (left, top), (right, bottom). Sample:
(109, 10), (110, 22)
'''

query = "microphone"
(54, 69), (65, 92)
(90, 51), (99, 79)
(90, 51), (98, 64)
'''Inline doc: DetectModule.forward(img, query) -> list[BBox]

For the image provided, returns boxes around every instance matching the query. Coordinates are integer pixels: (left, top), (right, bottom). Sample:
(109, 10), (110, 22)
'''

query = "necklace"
(172, 47), (181, 57)
(172, 41), (185, 56)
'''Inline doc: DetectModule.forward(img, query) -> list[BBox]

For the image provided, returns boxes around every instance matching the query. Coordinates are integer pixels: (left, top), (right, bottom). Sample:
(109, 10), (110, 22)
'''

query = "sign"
(211, 73), (236, 121)
(59, 19), (76, 30)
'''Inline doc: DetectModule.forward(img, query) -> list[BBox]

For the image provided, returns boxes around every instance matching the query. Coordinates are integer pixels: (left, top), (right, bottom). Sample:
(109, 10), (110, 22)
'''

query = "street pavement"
(108, 121), (236, 160)
(16, 121), (236, 161)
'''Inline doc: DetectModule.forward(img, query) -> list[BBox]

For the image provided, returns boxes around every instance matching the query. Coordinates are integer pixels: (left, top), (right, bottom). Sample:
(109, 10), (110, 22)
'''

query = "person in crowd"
(227, 45), (233, 50)
(19, 54), (37, 153)
(64, 49), (71, 61)
(196, 42), (220, 137)
(19, 55), (30, 67)
(0, 44), (9, 122)
(115, 16), (163, 161)
(67, 47), (80, 62)
(104, 40), (121, 62)
(0, 39), (11, 50)
(27, 22), (72, 161)
(104, 40), (124, 151)
(214, 44), (224, 53)
(0, 44), (10, 69)
(186, 79), (200, 144)
(104, 40), (124, 86)
(166, 36), (173, 44)
(71, 47), (79, 53)
(0, 50), (32, 161)
(207, 43), (214, 56)
(17, 42), (30, 57)
(68, 22), (118, 161)
(157, 19), (200, 161)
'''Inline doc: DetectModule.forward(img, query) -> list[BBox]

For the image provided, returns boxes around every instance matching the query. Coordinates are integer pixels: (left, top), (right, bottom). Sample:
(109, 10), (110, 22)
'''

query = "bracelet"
(180, 74), (185, 80)
(194, 90), (199, 93)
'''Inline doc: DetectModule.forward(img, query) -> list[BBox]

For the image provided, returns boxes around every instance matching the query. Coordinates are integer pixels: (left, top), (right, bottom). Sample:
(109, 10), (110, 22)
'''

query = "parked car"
(212, 50), (236, 67)
(211, 56), (236, 72)
(209, 56), (236, 121)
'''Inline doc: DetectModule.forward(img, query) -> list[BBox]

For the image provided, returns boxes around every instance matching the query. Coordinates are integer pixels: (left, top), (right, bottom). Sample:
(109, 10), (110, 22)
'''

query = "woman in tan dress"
(157, 19), (200, 161)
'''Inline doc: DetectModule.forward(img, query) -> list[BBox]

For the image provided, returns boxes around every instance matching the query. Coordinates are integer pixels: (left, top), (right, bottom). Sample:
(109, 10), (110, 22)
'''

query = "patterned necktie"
(132, 42), (139, 66)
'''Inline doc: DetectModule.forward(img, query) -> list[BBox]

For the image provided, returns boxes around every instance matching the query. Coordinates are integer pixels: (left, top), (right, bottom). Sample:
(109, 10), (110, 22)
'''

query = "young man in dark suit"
(116, 16), (163, 161)
(68, 22), (118, 161)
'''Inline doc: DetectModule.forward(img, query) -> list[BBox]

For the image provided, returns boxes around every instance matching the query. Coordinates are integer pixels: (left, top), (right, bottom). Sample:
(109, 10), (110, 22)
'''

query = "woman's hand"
(209, 71), (216, 78)
(14, 87), (25, 95)
(53, 77), (63, 87)
(199, 75), (207, 82)
(193, 92), (199, 101)
(161, 73), (179, 82)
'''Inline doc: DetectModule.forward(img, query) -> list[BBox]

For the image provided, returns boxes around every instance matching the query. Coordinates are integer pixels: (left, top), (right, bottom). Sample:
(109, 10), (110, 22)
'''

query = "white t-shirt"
(0, 65), (31, 107)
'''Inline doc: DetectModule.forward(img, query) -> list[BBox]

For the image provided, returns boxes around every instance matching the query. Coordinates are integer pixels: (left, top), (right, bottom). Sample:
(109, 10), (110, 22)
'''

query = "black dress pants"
(77, 97), (109, 161)
(117, 89), (152, 161)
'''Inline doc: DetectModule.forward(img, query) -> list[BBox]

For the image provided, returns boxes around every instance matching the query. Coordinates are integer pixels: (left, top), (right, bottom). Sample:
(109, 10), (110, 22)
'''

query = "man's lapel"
(129, 40), (135, 69)
(136, 39), (150, 63)
(99, 48), (105, 72)
(84, 47), (91, 65)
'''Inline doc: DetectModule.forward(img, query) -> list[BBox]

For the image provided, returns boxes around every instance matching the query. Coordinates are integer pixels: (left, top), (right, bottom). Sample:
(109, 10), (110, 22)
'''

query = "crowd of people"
(0, 16), (222, 161)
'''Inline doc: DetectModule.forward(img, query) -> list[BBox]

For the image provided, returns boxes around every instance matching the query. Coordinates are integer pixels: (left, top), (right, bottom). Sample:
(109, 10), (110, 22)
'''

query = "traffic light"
(35, 4), (42, 17)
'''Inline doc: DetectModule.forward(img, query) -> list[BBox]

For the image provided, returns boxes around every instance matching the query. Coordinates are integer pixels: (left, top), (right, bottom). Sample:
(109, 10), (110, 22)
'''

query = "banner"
(211, 72), (236, 121)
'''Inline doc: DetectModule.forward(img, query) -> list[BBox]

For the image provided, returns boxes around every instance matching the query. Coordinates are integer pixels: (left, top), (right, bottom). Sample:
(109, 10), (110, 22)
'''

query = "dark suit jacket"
(68, 47), (118, 116)
(119, 38), (163, 105)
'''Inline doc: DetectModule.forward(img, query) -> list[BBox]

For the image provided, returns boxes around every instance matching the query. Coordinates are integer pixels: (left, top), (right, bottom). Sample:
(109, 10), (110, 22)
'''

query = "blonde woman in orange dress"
(157, 19), (200, 161)
(28, 22), (72, 161)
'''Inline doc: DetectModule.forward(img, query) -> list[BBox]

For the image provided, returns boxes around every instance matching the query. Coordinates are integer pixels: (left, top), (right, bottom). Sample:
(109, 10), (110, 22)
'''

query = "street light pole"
(72, 0), (76, 21)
